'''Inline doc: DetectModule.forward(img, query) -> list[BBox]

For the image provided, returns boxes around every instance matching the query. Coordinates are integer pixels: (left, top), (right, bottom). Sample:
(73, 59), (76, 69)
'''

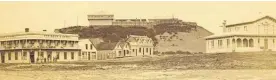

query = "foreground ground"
(1, 52), (276, 80)
(1, 70), (276, 80)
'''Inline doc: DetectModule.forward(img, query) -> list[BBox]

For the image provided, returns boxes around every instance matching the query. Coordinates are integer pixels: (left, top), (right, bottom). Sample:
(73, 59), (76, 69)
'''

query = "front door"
(264, 39), (268, 50)
(88, 53), (90, 60)
(124, 50), (126, 56)
(30, 51), (35, 63)
(1, 52), (5, 63)
(232, 39), (236, 52)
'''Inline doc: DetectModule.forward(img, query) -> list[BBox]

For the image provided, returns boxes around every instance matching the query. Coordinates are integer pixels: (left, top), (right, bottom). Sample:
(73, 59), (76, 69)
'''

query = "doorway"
(1, 52), (5, 63)
(30, 51), (35, 63)
(88, 53), (90, 60)
(123, 50), (126, 56)
(264, 39), (268, 50)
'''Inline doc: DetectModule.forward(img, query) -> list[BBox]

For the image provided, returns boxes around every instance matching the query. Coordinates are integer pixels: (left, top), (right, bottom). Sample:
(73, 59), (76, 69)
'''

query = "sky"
(0, 1), (276, 34)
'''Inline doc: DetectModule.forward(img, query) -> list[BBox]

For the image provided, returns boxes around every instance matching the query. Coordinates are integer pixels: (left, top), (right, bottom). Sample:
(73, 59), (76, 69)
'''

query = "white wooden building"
(126, 35), (154, 56)
(78, 39), (97, 60)
(0, 28), (80, 63)
(205, 16), (276, 53)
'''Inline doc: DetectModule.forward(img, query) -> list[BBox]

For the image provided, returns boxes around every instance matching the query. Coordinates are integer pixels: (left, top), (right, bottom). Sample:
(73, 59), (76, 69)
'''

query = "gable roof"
(95, 42), (119, 50)
(226, 16), (276, 27)
(89, 38), (104, 46)
(118, 41), (129, 48)
(125, 35), (151, 42)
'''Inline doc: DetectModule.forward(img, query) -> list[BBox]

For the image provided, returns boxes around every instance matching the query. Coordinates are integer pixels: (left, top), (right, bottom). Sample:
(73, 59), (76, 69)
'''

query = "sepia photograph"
(1, 1), (276, 80)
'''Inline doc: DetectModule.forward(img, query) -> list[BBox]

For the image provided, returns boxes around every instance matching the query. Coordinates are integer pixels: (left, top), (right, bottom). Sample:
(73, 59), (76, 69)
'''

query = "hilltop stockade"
(87, 11), (186, 28)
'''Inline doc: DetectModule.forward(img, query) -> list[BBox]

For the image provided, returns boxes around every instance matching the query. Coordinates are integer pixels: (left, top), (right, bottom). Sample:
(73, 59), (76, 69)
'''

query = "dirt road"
(0, 70), (276, 80)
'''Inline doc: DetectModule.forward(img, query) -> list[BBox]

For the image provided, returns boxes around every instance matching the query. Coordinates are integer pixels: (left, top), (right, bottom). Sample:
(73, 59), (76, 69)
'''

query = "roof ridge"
(225, 15), (275, 27)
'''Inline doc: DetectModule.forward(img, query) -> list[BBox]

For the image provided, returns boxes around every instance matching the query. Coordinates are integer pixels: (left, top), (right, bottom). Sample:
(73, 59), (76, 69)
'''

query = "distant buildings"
(87, 11), (183, 28)
(205, 16), (276, 53)
(92, 35), (155, 60)
(87, 12), (114, 26)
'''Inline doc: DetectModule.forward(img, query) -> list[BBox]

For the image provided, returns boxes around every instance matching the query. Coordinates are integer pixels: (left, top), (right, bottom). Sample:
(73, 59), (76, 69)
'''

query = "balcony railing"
(1, 45), (78, 50)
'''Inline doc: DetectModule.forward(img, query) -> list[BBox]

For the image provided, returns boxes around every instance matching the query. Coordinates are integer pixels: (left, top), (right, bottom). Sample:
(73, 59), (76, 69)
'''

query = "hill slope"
(55, 23), (213, 52)
(155, 26), (213, 52)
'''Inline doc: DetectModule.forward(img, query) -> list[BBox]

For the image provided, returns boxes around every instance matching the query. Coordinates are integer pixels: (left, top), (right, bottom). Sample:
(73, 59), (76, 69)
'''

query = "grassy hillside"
(155, 26), (213, 52)
(56, 25), (157, 44)
(55, 22), (213, 52)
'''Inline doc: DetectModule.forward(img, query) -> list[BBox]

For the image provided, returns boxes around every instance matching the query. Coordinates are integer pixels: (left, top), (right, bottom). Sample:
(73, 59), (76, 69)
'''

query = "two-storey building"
(126, 35), (154, 56)
(78, 39), (97, 61)
(205, 16), (276, 53)
(0, 28), (80, 63)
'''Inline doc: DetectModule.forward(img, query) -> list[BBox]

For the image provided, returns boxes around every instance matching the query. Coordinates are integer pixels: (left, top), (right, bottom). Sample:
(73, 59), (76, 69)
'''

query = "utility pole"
(172, 14), (175, 19)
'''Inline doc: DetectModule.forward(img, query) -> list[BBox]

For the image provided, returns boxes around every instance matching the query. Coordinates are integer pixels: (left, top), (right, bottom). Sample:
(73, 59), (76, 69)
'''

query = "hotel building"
(0, 28), (80, 63)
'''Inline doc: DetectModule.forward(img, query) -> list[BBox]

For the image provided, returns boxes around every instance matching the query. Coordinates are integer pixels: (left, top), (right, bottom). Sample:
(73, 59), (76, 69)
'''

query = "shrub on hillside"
(56, 22), (200, 46)
(176, 50), (192, 54)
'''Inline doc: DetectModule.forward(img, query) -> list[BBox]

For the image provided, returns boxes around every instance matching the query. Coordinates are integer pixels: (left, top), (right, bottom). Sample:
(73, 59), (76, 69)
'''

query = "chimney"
(222, 20), (227, 32)
(223, 20), (227, 26)
(25, 28), (29, 32)
(43, 30), (47, 32)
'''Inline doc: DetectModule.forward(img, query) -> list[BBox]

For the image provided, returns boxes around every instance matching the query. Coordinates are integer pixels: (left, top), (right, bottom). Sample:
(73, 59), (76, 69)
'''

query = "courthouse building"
(0, 28), (80, 63)
(205, 16), (276, 53)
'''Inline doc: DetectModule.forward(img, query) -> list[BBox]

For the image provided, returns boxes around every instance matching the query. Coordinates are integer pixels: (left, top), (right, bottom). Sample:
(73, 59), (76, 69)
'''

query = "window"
(272, 39), (275, 47)
(133, 49), (135, 52)
(227, 39), (230, 48)
(8, 52), (11, 60)
(23, 52), (27, 60)
(56, 52), (60, 60)
(47, 51), (52, 59)
(218, 40), (220, 48)
(70, 41), (74, 47)
(139, 48), (141, 52)
(235, 27), (240, 31)
(149, 48), (152, 54)
(85, 44), (88, 50)
(90, 44), (93, 50)
(221, 40), (223, 47)
(71, 52), (74, 59)
(244, 26), (248, 31)
(78, 52), (81, 56)
(218, 40), (223, 48)
(15, 51), (18, 60)
(64, 52), (67, 60)
(211, 40), (214, 48)
(41, 52), (44, 57)
(146, 48), (148, 52)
